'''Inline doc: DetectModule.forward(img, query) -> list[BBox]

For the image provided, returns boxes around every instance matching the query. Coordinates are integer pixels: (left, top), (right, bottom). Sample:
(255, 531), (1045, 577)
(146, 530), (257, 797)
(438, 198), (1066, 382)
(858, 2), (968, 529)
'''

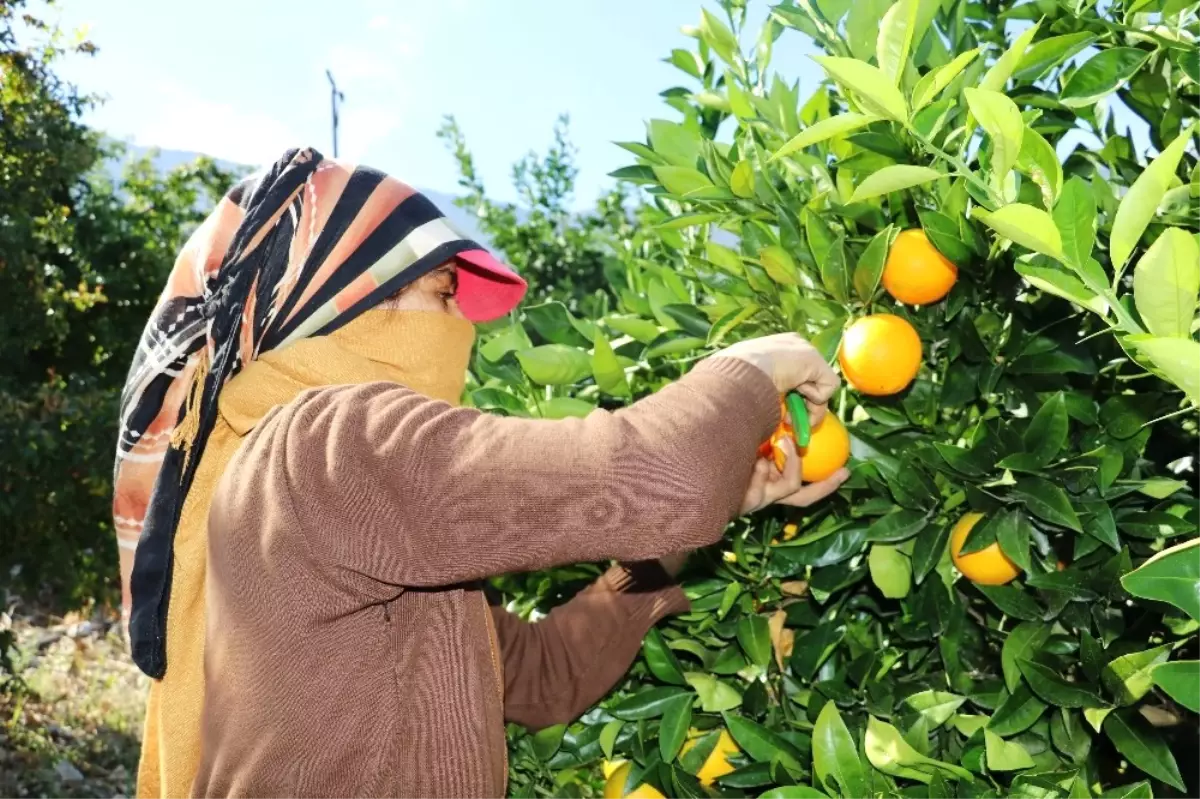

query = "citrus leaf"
(850, 165), (943, 202)
(516, 345), (593, 386)
(1015, 263), (1107, 315)
(759, 245), (800, 285)
(1098, 782), (1153, 799)
(757, 788), (830, 799)
(988, 684), (1048, 736)
(1061, 48), (1152, 108)
(731, 160), (756, 198)
(812, 702), (870, 797)
(1150, 660), (1200, 712)
(1014, 32), (1097, 82)
(592, 329), (631, 398)
(912, 48), (981, 110)
(867, 508), (928, 542)
(865, 716), (974, 782)
(876, 0), (920, 85)
(972, 204), (1064, 261)
(658, 693), (694, 762)
(1011, 476), (1082, 531)
(905, 690), (967, 727)
(853, 226), (897, 302)
(685, 672), (743, 713)
(1017, 659), (1103, 708)
(1103, 709), (1186, 791)
(985, 729), (1035, 771)
(736, 614), (772, 668)
(1102, 643), (1173, 705)
(1125, 335), (1200, 405)
(772, 113), (879, 160)
(653, 165), (716, 196)
(1053, 176), (1098, 271)
(964, 88), (1025, 184)
(649, 119), (704, 168)
(642, 627), (687, 685)
(1132, 228), (1200, 338)
(725, 712), (807, 772)
(981, 21), (1041, 92)
(1023, 392), (1068, 466)
(611, 686), (693, 720)
(1018, 127), (1063, 206)
(539, 397), (596, 419)
(1120, 539), (1200, 620)
(868, 543), (912, 598)
(1111, 124), (1196, 273)
(812, 56), (909, 121)
(599, 720), (623, 760)
(1002, 622), (1052, 693)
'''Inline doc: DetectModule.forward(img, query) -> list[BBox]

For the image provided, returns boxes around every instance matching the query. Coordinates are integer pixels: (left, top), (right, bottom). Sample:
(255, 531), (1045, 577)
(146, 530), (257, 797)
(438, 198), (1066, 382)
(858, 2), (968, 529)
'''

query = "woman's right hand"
(710, 333), (840, 423)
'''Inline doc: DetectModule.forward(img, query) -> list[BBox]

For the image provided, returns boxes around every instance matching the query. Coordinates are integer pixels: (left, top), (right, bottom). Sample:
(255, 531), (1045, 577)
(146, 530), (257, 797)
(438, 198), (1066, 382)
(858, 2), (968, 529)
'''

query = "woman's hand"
(711, 333), (840, 421)
(740, 435), (849, 515)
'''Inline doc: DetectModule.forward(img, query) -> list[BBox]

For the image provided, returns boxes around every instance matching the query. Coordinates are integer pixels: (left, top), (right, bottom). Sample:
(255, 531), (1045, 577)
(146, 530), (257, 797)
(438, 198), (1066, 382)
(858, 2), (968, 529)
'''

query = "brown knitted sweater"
(192, 357), (779, 797)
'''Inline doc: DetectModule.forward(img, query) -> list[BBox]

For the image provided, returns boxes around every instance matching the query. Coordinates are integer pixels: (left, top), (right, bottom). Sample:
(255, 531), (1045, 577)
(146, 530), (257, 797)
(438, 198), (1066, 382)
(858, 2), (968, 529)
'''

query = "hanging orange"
(950, 512), (1022, 586)
(800, 413), (850, 482)
(838, 314), (922, 396)
(882, 229), (958, 305)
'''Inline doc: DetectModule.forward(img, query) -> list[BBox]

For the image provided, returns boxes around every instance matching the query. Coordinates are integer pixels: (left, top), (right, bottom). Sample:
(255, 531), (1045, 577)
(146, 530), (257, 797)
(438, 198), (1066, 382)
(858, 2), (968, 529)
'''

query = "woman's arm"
(281, 357), (778, 587)
(490, 561), (689, 729)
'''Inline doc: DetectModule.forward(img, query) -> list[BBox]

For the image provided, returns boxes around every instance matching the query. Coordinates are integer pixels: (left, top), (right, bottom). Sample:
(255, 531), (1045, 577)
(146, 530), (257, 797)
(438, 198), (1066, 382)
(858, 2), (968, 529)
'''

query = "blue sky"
(35, 0), (822, 205)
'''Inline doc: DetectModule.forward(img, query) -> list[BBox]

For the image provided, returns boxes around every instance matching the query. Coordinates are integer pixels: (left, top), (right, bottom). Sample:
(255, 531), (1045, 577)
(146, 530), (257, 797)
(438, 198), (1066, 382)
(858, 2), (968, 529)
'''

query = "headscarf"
(113, 147), (526, 679)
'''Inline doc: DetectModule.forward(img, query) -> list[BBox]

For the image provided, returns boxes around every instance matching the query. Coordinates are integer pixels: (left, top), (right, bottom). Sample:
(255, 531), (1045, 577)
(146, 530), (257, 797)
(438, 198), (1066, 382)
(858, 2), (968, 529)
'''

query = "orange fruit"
(800, 413), (850, 482)
(680, 729), (741, 786)
(838, 314), (922, 396)
(603, 762), (665, 799)
(950, 512), (1021, 586)
(882, 229), (958, 305)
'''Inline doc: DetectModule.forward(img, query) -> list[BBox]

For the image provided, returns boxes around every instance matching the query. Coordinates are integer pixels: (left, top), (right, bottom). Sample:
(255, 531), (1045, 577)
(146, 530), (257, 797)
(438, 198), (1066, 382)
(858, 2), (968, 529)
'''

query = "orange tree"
(466, 2), (1199, 795)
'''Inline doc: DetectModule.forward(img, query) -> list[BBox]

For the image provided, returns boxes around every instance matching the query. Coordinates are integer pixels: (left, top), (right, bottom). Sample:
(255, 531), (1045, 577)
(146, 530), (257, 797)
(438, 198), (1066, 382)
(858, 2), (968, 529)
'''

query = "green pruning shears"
(786, 391), (811, 448)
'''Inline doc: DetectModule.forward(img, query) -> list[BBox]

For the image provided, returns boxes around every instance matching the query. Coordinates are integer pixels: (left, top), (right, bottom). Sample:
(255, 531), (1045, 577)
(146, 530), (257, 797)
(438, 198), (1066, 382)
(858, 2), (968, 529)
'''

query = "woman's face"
(381, 263), (465, 318)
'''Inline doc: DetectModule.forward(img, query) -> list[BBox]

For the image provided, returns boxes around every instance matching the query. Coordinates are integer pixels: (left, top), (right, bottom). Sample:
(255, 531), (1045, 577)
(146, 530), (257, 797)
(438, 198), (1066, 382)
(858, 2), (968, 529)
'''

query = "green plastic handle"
(786, 392), (811, 448)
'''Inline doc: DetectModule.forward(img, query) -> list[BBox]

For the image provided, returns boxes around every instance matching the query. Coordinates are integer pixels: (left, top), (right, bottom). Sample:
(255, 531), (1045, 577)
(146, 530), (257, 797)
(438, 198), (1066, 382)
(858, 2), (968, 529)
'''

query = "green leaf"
(731, 160), (756, 198)
(1133, 228), (1200, 338)
(653, 165), (716, 197)
(866, 507), (928, 542)
(662, 304), (712, 338)
(865, 716), (974, 782)
(649, 119), (703, 168)
(905, 690), (967, 727)
(812, 702), (870, 797)
(868, 543), (913, 598)
(1003, 623), (1052, 693)
(515, 345), (593, 386)
(1053, 176), (1098, 270)
(532, 724), (566, 761)
(728, 73), (756, 119)
(964, 88), (1025, 184)
(1024, 392), (1068, 466)
(606, 315), (661, 344)
(1098, 782), (1153, 799)
(847, 0), (894, 61)
(850, 165), (943, 202)
(1084, 706), (1114, 733)
(1102, 643), (1173, 705)
(592, 330), (631, 398)
(988, 684), (1048, 736)
(853, 226), (896, 302)
(700, 8), (740, 67)
(759, 245), (800, 286)
(480, 323), (533, 362)
(645, 332), (707, 359)
(876, 0), (920, 85)
(977, 584), (1044, 621)
(981, 21), (1041, 92)
(1061, 48), (1152, 108)
(658, 693), (694, 762)
(642, 627), (687, 685)
(772, 113), (878, 160)
(1121, 539), (1200, 620)
(685, 672), (743, 713)
(1014, 33), (1097, 82)
(599, 719), (623, 760)
(972, 204), (1064, 261)
(757, 788), (829, 799)
(725, 712), (807, 772)
(708, 304), (760, 347)
(666, 48), (703, 79)
(1104, 708), (1186, 791)
(1011, 476), (1082, 531)
(812, 56), (909, 121)
(1151, 660), (1200, 712)
(1126, 336), (1200, 406)
(1017, 659), (1103, 708)
(1018, 127), (1063, 207)
(985, 729), (1035, 771)
(1111, 124), (1197, 273)
(912, 49), (981, 110)
(610, 686), (693, 720)
(539, 397), (595, 419)
(737, 614), (772, 668)
(1016, 263), (1107, 315)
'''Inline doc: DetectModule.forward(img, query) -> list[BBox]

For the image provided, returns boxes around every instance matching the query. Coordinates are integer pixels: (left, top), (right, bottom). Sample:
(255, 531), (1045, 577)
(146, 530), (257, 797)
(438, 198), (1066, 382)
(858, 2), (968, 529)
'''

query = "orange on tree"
(800, 413), (850, 482)
(882, 228), (958, 305)
(838, 314), (922, 396)
(603, 761), (665, 799)
(680, 729), (740, 786)
(950, 512), (1021, 586)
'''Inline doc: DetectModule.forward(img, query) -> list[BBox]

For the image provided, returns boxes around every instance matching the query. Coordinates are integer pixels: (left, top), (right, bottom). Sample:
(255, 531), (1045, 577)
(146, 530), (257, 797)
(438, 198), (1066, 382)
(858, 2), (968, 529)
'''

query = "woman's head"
(379, 263), (463, 318)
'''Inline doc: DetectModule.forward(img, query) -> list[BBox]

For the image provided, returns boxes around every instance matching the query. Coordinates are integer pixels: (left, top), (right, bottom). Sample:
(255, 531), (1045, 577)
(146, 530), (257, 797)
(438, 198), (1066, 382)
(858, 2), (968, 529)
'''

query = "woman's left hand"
(740, 435), (849, 515)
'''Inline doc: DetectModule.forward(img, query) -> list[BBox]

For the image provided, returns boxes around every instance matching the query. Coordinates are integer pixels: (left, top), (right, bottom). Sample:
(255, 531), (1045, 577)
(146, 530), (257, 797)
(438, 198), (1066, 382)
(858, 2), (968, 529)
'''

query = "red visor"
(453, 249), (528, 322)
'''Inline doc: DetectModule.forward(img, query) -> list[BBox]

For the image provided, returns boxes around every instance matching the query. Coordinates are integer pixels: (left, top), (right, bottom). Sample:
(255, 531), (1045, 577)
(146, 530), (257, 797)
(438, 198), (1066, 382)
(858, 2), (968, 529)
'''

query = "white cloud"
(367, 14), (390, 31)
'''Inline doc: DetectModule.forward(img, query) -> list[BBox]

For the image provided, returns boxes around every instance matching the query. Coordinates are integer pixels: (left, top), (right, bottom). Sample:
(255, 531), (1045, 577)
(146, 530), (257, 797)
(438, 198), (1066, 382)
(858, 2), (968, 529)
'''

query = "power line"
(325, 69), (345, 158)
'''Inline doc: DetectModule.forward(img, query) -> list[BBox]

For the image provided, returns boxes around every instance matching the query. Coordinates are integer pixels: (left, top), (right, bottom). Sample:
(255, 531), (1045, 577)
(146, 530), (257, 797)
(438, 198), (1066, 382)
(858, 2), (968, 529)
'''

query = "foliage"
(0, 1), (237, 616)
(464, 0), (1200, 796)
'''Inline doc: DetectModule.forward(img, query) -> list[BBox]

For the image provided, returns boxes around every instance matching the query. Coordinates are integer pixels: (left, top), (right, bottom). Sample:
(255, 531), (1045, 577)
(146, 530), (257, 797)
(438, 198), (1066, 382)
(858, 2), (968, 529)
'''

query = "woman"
(114, 148), (846, 798)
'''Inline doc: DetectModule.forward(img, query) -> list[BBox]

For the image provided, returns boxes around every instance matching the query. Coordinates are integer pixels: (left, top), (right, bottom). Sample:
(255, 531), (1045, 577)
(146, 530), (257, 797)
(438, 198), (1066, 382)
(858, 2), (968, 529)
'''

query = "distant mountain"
(103, 144), (490, 245)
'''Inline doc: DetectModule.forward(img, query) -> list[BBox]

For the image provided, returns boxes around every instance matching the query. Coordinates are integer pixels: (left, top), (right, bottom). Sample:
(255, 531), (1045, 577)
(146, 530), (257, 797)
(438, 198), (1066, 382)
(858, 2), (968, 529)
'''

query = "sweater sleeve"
(491, 561), (690, 729)
(282, 356), (779, 588)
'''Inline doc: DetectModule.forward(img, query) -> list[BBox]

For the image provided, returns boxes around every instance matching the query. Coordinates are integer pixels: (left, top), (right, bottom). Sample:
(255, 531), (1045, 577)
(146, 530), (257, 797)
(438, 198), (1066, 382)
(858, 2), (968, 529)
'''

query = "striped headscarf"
(114, 147), (525, 678)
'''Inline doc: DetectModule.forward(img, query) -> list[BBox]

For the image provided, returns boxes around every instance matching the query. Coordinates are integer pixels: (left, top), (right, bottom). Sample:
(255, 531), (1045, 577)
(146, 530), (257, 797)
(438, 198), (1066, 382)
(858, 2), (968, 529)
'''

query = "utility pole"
(325, 69), (344, 158)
